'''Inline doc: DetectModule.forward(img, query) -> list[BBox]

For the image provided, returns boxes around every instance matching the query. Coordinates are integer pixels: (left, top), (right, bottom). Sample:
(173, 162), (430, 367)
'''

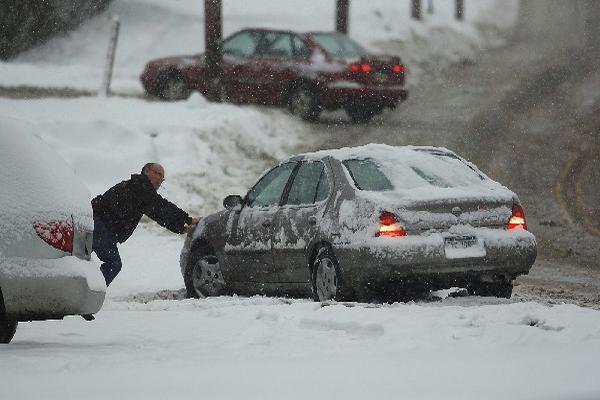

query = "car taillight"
(350, 63), (372, 73)
(34, 221), (74, 253)
(507, 204), (528, 231)
(392, 64), (406, 74)
(376, 212), (407, 237)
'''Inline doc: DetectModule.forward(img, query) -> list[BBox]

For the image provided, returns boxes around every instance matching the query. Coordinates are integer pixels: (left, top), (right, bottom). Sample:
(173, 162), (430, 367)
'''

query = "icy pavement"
(2, 297), (600, 399)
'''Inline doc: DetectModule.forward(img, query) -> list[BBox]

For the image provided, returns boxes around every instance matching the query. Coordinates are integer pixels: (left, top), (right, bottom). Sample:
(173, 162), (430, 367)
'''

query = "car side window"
(223, 31), (260, 57)
(292, 36), (311, 59)
(246, 162), (297, 208)
(285, 161), (328, 205)
(260, 32), (294, 58)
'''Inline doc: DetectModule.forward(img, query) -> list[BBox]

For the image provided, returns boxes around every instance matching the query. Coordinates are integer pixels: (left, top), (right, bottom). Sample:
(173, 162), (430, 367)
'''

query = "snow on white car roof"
(297, 143), (515, 204)
(0, 116), (91, 221)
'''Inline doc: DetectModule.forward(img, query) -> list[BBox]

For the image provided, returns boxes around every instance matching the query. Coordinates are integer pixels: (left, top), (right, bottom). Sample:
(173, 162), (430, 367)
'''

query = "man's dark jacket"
(91, 173), (191, 243)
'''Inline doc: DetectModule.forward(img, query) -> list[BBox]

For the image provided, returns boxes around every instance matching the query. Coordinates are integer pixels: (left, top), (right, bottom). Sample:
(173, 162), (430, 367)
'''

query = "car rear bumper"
(0, 256), (106, 321)
(334, 228), (536, 292)
(319, 82), (408, 108)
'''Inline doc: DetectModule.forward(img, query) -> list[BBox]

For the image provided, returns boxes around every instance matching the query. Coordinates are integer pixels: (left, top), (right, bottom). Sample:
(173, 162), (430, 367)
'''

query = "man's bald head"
(142, 162), (165, 190)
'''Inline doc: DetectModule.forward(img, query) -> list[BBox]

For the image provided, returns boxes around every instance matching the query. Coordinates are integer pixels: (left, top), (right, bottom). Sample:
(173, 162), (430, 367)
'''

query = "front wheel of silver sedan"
(186, 254), (226, 298)
(311, 246), (346, 302)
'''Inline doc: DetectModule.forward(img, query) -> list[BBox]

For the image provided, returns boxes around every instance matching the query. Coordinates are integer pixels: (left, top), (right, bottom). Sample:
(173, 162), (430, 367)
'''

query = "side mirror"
(223, 194), (243, 210)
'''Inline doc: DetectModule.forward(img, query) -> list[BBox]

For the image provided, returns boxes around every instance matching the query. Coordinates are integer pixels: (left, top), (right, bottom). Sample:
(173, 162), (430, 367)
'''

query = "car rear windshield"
(343, 154), (486, 191)
(312, 33), (367, 58)
(343, 159), (393, 191)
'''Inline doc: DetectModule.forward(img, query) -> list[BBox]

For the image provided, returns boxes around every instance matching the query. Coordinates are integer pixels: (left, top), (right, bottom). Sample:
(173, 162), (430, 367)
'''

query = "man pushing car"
(91, 162), (199, 286)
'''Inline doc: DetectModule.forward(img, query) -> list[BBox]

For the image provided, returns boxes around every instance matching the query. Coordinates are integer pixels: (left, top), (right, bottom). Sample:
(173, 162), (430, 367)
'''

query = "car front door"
(224, 162), (298, 285)
(271, 161), (331, 286)
(221, 30), (264, 104)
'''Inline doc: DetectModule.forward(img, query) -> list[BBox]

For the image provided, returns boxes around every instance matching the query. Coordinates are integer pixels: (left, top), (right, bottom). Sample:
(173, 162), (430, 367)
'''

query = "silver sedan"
(181, 144), (536, 302)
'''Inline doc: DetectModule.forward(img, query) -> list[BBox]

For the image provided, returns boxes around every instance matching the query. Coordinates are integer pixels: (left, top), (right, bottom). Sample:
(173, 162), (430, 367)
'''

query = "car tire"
(311, 246), (347, 302)
(288, 85), (321, 121)
(345, 104), (376, 123)
(0, 289), (17, 344)
(158, 72), (191, 101)
(467, 281), (513, 299)
(184, 249), (226, 299)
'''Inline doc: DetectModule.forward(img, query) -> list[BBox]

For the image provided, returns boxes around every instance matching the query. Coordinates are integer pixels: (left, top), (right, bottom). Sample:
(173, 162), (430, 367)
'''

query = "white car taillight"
(34, 221), (74, 253)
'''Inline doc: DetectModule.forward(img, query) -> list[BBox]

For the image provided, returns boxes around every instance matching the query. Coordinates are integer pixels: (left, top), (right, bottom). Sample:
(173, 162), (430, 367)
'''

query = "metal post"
(204, 0), (223, 102)
(456, 0), (464, 21)
(99, 16), (120, 97)
(336, 0), (349, 34)
(411, 0), (422, 20)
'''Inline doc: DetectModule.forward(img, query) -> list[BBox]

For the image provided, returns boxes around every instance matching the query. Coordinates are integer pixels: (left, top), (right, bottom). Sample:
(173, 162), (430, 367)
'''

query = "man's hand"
(184, 217), (201, 234)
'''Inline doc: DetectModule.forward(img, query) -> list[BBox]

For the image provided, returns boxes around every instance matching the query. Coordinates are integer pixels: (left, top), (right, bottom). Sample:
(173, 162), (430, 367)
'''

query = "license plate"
(374, 72), (387, 83)
(444, 236), (486, 259)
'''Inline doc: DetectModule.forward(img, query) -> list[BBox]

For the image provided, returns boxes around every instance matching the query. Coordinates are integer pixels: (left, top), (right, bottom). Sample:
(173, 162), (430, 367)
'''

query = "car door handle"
(262, 220), (272, 228)
(308, 216), (317, 225)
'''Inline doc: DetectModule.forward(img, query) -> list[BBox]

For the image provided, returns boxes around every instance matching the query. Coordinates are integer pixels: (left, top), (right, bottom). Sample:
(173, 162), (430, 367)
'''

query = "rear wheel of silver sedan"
(186, 254), (226, 298)
(311, 246), (345, 302)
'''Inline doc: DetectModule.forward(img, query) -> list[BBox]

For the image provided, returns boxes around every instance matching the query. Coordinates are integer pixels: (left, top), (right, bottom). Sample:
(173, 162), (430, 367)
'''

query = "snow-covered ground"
(4, 298), (600, 399)
(3, 2), (600, 399)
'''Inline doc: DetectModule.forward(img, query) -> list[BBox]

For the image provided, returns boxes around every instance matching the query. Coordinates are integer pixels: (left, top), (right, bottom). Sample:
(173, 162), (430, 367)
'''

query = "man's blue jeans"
(92, 217), (122, 286)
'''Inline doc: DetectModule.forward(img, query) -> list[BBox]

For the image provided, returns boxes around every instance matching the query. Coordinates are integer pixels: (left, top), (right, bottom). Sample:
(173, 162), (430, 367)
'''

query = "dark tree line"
(0, 0), (112, 60)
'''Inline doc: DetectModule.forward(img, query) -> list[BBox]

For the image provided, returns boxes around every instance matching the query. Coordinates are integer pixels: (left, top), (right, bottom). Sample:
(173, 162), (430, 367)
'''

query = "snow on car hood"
(0, 117), (93, 252)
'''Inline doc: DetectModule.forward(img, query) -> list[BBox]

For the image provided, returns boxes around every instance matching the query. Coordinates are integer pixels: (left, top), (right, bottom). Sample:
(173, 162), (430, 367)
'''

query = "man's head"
(142, 162), (165, 190)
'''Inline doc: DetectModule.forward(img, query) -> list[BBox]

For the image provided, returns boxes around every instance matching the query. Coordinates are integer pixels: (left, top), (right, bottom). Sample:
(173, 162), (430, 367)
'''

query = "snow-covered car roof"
(296, 143), (515, 204)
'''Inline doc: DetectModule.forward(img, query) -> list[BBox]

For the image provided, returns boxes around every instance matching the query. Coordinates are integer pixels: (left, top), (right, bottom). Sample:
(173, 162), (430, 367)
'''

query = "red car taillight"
(34, 221), (74, 253)
(376, 212), (407, 237)
(392, 64), (406, 74)
(350, 63), (372, 73)
(507, 204), (528, 231)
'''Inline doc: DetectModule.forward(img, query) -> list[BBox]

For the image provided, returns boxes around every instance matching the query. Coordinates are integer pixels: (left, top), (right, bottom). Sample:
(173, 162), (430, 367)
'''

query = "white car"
(0, 117), (106, 344)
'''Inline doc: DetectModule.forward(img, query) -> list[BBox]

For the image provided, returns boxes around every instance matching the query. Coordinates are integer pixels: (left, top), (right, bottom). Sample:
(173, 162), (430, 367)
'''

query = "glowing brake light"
(34, 221), (74, 253)
(392, 64), (406, 74)
(350, 63), (372, 73)
(507, 204), (528, 231)
(376, 212), (407, 237)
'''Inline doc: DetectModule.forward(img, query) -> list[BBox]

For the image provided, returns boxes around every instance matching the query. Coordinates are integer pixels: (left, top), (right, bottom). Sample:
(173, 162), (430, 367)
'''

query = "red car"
(141, 28), (408, 122)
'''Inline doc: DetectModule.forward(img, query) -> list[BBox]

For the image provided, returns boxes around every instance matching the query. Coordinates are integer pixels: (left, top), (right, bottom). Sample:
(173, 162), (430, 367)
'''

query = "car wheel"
(288, 85), (321, 121)
(0, 290), (17, 344)
(467, 281), (513, 299)
(158, 72), (191, 101)
(185, 254), (226, 298)
(311, 246), (346, 302)
(345, 104), (376, 123)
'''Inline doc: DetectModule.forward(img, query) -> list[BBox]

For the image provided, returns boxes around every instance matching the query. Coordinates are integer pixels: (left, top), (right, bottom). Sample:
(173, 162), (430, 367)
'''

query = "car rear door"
(255, 32), (309, 105)
(271, 161), (331, 284)
(224, 162), (298, 284)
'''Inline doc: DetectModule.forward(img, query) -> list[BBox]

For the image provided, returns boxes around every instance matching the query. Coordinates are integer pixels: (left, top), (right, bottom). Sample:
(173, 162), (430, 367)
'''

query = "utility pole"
(99, 16), (120, 97)
(456, 0), (464, 21)
(336, 0), (349, 34)
(204, 0), (223, 101)
(412, 0), (422, 20)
